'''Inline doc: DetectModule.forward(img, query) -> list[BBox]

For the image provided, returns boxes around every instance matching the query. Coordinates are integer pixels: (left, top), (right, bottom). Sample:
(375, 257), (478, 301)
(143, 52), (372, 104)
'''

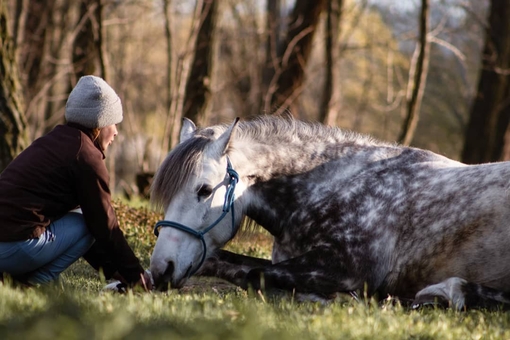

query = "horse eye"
(197, 184), (213, 198)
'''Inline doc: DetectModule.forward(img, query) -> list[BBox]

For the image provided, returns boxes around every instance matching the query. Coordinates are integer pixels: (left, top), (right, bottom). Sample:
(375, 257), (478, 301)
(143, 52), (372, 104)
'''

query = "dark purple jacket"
(0, 123), (144, 283)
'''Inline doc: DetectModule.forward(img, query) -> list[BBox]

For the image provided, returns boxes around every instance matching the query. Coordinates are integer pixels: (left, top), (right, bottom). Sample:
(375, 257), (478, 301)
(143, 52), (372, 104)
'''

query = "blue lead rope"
(154, 158), (239, 276)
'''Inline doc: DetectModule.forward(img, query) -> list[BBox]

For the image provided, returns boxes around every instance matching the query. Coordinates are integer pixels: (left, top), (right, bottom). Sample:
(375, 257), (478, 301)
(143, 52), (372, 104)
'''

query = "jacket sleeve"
(73, 146), (144, 284)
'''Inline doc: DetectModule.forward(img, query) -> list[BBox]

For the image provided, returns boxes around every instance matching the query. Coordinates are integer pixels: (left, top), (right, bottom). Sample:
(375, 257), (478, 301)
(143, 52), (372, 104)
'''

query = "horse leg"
(197, 248), (360, 301)
(241, 247), (362, 301)
(412, 277), (510, 311)
(195, 249), (272, 287)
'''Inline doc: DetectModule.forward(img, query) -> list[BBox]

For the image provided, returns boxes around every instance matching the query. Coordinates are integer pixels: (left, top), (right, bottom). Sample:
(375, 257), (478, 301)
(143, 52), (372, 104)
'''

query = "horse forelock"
(150, 136), (212, 211)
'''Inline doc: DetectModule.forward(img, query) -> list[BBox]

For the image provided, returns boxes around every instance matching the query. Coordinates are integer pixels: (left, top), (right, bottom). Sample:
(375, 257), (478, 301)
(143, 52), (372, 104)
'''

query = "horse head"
(149, 118), (243, 290)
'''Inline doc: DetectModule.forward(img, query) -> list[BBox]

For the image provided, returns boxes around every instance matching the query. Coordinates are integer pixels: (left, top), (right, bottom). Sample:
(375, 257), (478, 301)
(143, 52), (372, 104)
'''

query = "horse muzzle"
(151, 260), (194, 291)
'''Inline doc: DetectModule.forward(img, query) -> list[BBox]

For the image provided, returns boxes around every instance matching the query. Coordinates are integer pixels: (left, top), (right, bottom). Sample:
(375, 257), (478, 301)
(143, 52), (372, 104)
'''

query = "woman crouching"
(0, 75), (152, 291)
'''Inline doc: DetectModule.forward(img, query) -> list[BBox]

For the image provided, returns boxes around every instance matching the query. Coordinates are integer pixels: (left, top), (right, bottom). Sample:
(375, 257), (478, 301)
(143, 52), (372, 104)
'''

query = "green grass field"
(1, 201), (509, 340)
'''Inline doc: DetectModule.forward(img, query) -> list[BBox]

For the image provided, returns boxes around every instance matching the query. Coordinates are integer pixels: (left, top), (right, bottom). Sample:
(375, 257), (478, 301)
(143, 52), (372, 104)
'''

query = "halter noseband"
(153, 157), (239, 276)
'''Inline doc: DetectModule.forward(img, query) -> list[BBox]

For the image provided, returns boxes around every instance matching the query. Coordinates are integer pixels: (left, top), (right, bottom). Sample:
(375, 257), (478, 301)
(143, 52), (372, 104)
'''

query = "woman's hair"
(91, 128), (101, 141)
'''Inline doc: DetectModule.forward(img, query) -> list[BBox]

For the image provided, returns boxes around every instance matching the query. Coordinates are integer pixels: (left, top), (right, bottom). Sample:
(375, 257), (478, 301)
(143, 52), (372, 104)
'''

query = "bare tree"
(163, 0), (173, 116)
(398, 0), (431, 146)
(0, 0), (27, 171)
(319, 0), (343, 124)
(18, 0), (55, 101)
(259, 0), (281, 114)
(72, 0), (102, 81)
(96, 0), (106, 79)
(40, 0), (74, 135)
(182, 0), (218, 125)
(132, 0), (174, 198)
(11, 0), (23, 48)
(266, 0), (326, 117)
(462, 0), (510, 164)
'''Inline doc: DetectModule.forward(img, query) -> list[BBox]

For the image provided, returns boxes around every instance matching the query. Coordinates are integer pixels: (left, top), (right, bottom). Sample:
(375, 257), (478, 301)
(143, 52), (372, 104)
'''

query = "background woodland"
(1, 0), (510, 197)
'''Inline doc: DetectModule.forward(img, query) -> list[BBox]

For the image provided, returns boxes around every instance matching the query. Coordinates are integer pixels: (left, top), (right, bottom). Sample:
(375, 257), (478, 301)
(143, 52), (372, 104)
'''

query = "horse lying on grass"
(149, 115), (510, 310)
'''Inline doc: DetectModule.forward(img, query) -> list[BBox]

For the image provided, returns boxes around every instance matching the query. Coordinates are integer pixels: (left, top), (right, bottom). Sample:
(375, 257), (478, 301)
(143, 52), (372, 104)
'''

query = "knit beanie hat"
(65, 75), (123, 129)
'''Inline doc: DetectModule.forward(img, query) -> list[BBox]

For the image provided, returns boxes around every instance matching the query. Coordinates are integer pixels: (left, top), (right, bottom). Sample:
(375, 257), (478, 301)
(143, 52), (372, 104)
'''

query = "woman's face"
(97, 124), (118, 151)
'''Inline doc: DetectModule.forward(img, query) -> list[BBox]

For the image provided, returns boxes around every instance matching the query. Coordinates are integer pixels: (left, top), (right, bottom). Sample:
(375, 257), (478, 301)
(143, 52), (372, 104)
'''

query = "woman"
(0, 75), (151, 290)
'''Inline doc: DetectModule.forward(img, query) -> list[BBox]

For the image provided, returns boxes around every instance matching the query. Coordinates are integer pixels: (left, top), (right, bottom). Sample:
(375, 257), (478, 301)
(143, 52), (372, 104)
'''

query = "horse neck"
(229, 130), (398, 237)
(231, 132), (383, 183)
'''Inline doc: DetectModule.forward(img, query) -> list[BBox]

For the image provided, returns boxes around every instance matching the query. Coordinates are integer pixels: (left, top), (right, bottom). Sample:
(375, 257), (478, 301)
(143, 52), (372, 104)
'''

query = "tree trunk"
(163, 0), (173, 114)
(319, 0), (343, 125)
(18, 0), (55, 100)
(267, 0), (326, 117)
(0, 0), (27, 171)
(12, 0), (23, 49)
(42, 0), (73, 135)
(96, 0), (106, 80)
(17, 0), (56, 133)
(461, 0), (510, 164)
(259, 0), (280, 114)
(398, 0), (430, 146)
(182, 0), (218, 125)
(72, 0), (101, 81)
(500, 87), (510, 160)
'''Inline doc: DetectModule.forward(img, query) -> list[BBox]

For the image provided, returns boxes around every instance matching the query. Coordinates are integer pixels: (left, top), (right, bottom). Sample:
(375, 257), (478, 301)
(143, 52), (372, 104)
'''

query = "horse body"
(244, 140), (510, 298)
(150, 116), (510, 309)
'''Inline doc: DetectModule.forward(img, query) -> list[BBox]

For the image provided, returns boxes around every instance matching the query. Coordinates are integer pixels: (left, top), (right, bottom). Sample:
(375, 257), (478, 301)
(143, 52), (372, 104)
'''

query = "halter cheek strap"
(154, 157), (239, 276)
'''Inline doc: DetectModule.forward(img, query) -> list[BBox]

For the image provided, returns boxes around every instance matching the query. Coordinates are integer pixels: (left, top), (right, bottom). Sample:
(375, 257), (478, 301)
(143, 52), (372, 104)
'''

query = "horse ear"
(180, 118), (197, 143)
(213, 117), (240, 156)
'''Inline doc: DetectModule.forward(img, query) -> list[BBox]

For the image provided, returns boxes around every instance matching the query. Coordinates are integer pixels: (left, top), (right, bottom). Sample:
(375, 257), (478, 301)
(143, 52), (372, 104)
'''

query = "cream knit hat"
(65, 75), (123, 129)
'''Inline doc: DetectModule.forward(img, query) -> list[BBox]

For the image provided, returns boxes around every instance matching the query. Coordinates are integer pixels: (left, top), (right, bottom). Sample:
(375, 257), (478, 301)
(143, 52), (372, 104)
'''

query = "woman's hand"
(135, 270), (153, 291)
(106, 270), (153, 292)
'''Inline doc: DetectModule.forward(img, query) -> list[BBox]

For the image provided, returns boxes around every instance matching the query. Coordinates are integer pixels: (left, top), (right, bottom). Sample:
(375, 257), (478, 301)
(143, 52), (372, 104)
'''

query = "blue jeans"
(0, 212), (95, 284)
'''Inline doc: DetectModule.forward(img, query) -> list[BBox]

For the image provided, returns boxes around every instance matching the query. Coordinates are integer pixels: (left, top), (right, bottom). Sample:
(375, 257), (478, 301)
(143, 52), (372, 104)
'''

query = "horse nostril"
(154, 261), (174, 291)
(161, 261), (175, 287)
(163, 261), (175, 279)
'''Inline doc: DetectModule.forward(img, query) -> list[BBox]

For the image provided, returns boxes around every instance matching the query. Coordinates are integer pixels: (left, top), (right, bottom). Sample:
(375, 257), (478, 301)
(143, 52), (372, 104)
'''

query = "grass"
(1, 200), (509, 340)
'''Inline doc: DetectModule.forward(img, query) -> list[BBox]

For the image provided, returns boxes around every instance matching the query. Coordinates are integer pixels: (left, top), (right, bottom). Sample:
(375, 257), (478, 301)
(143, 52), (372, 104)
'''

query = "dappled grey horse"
(149, 115), (510, 310)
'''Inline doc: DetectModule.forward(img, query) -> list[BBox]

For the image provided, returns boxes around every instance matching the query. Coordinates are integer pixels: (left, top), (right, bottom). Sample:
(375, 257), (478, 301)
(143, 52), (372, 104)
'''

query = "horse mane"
(233, 115), (385, 148)
(151, 115), (389, 212)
